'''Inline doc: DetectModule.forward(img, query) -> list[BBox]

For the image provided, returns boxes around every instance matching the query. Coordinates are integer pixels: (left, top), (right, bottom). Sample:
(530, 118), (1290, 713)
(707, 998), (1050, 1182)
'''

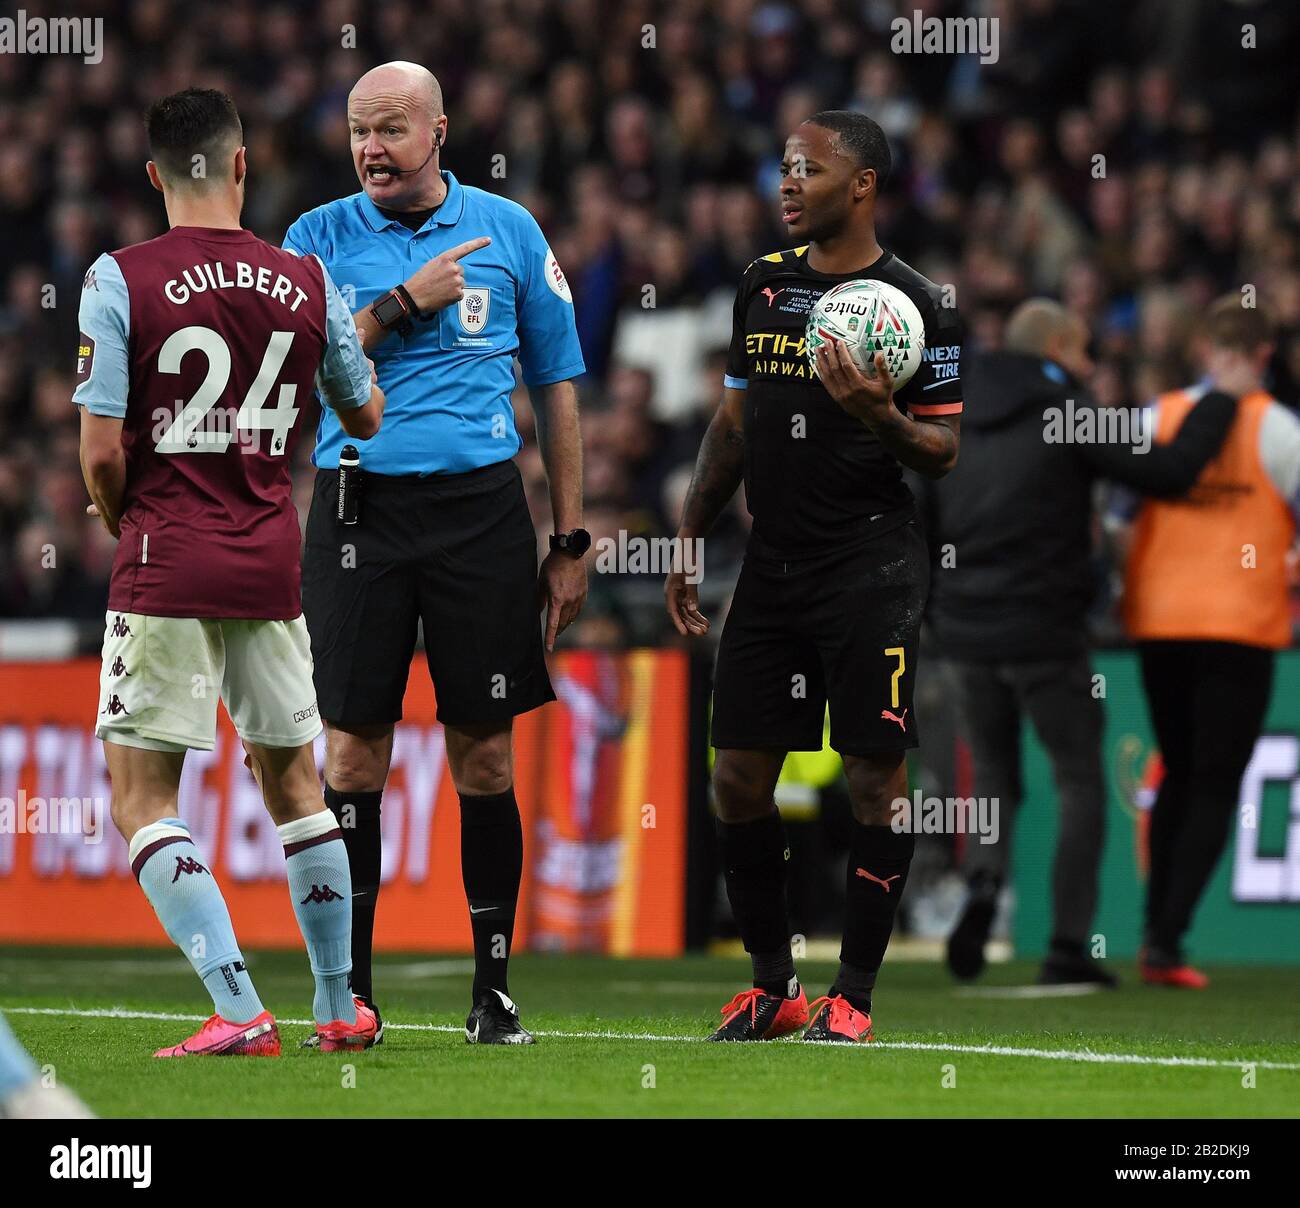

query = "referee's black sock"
(836, 822), (915, 1014)
(323, 784), (383, 1006)
(716, 812), (797, 997)
(459, 788), (523, 1001)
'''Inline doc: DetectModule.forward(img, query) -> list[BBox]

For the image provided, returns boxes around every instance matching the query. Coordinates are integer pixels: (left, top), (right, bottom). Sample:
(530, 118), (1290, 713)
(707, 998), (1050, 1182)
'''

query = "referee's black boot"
(465, 988), (535, 1045)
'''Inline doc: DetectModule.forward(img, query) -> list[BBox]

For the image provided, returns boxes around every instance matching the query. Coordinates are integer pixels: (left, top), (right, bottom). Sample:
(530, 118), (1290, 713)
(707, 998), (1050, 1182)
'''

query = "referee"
(284, 62), (587, 1046)
(667, 112), (963, 1044)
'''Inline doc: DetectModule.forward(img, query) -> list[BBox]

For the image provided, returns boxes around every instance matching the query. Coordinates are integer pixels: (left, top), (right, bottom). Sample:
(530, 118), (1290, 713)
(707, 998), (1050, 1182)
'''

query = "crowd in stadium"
(2, 0), (1298, 633)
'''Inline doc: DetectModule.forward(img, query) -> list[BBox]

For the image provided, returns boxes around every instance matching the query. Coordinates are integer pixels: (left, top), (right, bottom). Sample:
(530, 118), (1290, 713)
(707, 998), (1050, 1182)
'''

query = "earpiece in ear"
(435, 130), (443, 149)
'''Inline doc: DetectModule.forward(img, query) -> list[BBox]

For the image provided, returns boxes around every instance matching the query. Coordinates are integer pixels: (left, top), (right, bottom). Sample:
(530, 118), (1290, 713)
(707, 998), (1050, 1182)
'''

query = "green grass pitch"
(3, 946), (1297, 1117)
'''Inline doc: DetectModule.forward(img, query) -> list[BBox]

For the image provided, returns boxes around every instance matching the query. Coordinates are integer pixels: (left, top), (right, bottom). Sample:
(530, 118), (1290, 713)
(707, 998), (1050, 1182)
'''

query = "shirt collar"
(358, 170), (466, 233)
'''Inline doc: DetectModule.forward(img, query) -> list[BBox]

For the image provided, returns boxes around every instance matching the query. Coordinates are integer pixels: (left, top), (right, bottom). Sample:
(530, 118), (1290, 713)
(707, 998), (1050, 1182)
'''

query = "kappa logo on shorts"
(459, 287), (490, 333)
(109, 615), (134, 638)
(100, 694), (130, 717)
(109, 656), (129, 677)
(292, 703), (318, 724)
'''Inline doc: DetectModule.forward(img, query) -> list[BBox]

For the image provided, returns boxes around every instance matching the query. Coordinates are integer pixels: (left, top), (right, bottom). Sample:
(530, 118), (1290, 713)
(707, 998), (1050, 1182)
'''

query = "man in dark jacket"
(916, 299), (1237, 985)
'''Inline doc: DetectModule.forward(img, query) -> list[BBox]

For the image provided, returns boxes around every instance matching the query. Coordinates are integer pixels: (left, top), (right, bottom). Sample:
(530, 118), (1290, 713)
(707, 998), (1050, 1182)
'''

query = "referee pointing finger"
(284, 61), (587, 1046)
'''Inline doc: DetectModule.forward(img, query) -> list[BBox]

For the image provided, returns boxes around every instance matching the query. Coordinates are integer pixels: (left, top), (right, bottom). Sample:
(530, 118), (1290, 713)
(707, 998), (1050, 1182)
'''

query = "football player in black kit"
(666, 112), (963, 1043)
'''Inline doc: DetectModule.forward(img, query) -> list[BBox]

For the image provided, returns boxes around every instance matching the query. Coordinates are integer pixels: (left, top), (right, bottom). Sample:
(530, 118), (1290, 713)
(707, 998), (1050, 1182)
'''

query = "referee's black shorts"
(711, 517), (928, 756)
(302, 459), (554, 729)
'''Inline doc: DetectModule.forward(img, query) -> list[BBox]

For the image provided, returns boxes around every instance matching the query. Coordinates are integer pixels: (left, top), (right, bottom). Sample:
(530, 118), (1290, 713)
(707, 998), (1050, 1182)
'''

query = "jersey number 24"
(154, 325), (299, 456)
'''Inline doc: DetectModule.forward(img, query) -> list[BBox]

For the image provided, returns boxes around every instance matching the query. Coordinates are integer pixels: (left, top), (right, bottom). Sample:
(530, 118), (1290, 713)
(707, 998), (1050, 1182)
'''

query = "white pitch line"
(954, 983), (1106, 999)
(5, 1005), (1299, 1072)
(0, 957), (475, 981)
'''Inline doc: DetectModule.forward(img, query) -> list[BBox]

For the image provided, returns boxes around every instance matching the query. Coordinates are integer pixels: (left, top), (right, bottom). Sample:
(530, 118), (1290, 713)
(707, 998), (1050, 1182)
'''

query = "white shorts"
(96, 611), (323, 753)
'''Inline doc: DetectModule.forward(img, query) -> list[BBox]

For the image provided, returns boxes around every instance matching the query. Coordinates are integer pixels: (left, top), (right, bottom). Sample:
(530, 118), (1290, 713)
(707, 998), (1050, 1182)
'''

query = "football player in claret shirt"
(74, 89), (384, 1056)
(666, 111), (963, 1043)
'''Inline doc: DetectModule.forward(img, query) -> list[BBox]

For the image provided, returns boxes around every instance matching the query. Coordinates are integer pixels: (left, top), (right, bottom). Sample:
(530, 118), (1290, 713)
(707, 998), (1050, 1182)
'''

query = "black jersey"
(724, 245), (963, 554)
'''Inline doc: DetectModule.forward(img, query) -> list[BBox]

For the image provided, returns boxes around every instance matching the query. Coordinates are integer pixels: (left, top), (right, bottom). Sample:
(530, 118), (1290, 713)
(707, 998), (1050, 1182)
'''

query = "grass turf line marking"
(0, 957), (475, 981)
(954, 984), (1106, 999)
(5, 1005), (1298, 1072)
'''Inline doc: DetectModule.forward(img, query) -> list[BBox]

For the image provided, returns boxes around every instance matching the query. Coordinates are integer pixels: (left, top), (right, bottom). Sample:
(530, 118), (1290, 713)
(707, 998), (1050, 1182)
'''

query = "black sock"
(831, 960), (876, 1015)
(716, 812), (795, 996)
(324, 784), (382, 1005)
(839, 822), (914, 1009)
(459, 788), (523, 1001)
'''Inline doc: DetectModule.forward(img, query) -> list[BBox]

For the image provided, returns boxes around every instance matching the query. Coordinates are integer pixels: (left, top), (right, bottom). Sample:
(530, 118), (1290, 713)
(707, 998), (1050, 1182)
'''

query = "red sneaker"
(1140, 960), (1209, 989)
(802, 995), (874, 1044)
(153, 1010), (280, 1057)
(707, 985), (809, 1041)
(314, 997), (381, 1052)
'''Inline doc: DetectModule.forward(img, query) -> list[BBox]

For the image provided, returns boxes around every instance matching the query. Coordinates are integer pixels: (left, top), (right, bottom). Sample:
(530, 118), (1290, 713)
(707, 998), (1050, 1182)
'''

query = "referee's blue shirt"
(284, 171), (585, 475)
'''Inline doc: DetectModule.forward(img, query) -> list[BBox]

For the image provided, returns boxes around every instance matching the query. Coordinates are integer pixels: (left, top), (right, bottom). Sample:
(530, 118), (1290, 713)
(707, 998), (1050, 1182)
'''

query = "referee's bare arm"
(533, 377), (586, 651)
(665, 386), (746, 636)
(352, 237), (492, 349)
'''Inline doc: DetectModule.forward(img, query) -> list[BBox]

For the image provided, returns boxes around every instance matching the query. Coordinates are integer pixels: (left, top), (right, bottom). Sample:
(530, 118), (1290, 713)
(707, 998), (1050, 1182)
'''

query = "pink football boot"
(313, 998), (380, 1052)
(153, 1010), (280, 1057)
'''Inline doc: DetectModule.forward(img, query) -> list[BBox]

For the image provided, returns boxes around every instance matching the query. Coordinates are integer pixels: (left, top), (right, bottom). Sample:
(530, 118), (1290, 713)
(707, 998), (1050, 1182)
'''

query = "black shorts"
(302, 460), (554, 728)
(711, 519), (928, 756)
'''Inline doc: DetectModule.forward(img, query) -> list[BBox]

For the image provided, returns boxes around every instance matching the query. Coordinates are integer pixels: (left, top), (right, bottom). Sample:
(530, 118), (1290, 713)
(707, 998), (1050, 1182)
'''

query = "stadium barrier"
(0, 649), (688, 956)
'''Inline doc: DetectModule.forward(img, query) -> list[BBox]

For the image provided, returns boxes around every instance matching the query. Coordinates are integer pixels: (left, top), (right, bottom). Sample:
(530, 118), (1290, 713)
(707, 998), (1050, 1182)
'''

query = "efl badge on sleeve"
(459, 288), (490, 334)
(76, 334), (95, 382)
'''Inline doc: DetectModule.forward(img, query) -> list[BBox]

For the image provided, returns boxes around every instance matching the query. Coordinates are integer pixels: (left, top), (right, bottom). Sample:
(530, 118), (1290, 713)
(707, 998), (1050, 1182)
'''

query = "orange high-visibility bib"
(1124, 388), (1294, 650)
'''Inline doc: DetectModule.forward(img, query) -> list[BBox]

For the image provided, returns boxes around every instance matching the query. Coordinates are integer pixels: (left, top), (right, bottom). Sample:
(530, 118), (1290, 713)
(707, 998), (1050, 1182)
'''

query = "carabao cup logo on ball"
(806, 279), (926, 387)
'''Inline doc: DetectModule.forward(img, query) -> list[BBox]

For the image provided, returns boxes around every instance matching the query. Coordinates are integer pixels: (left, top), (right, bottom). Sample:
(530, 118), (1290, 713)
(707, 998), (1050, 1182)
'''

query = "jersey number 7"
(155, 325), (299, 456)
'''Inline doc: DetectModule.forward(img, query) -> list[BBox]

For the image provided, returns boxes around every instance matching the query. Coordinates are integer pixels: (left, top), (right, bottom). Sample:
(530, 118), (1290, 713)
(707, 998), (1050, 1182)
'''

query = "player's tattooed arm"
(874, 411), (960, 478)
(815, 339), (960, 477)
(668, 388), (745, 636)
(678, 388), (745, 540)
(78, 410), (126, 538)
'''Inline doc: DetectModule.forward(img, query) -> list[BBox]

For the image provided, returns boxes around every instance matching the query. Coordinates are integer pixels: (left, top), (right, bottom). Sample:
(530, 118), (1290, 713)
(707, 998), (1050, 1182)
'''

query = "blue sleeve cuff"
(76, 399), (127, 419)
(523, 360), (586, 389)
(723, 374), (747, 390)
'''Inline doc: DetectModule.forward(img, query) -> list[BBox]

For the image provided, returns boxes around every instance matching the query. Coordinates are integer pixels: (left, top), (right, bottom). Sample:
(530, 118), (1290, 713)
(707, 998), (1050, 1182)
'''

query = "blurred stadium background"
(1, 0), (1298, 964)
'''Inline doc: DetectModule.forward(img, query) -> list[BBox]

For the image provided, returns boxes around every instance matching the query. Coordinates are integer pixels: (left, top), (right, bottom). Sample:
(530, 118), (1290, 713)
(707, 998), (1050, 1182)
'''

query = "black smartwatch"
(370, 284), (420, 337)
(550, 528), (591, 558)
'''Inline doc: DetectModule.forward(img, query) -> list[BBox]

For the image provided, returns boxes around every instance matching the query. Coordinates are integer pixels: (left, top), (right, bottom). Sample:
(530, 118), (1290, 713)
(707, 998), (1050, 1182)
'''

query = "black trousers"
(1138, 640), (1275, 954)
(949, 654), (1105, 949)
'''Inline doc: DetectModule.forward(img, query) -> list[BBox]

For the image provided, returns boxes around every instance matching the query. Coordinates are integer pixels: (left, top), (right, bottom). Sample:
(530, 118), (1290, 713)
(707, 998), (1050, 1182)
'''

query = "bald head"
(1005, 299), (1075, 356)
(348, 61), (447, 209)
(1006, 298), (1094, 380)
(350, 62), (442, 121)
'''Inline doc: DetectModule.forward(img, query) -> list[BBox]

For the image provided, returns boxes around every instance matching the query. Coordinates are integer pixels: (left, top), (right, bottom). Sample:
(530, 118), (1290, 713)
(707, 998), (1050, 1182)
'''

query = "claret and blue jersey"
(283, 170), (586, 476)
